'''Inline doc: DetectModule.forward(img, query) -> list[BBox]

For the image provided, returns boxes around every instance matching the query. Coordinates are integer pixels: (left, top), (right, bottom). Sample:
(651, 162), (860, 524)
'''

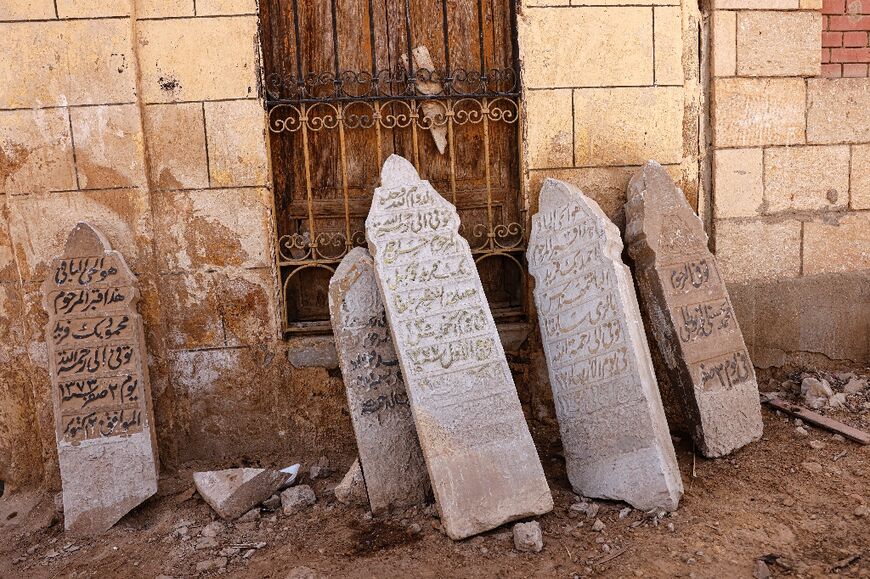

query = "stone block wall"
(711, 0), (870, 368)
(822, 0), (870, 77)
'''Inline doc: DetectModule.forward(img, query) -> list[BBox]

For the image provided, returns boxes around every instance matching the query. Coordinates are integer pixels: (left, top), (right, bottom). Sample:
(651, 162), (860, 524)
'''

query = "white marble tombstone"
(528, 179), (683, 511)
(329, 247), (430, 513)
(365, 155), (553, 540)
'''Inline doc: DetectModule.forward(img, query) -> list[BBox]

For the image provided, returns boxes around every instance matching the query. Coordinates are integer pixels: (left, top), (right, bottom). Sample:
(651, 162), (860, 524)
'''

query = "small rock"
(753, 560), (772, 579)
(193, 468), (286, 520)
(795, 426), (809, 437)
(334, 458), (368, 507)
(667, 522), (675, 532)
(619, 507), (632, 519)
(309, 457), (331, 480)
(281, 485), (316, 515)
(262, 494), (281, 510)
(802, 461), (824, 474)
(828, 393), (848, 408)
(195, 537), (218, 550)
(808, 440), (825, 450)
(855, 505), (870, 518)
(201, 521), (224, 538)
(794, 418), (804, 427)
(570, 501), (600, 519)
(513, 521), (543, 553)
(219, 547), (240, 557)
(285, 566), (320, 579)
(242, 549), (257, 559)
(592, 519), (606, 532)
(832, 434), (846, 443)
(844, 378), (866, 394)
(801, 377), (834, 409)
(26, 546), (38, 555)
(406, 523), (422, 536)
(195, 557), (227, 573)
(236, 508), (260, 523)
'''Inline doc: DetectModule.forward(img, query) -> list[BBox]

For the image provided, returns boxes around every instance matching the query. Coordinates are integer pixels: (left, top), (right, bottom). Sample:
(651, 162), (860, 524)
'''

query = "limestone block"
(807, 79), (870, 144)
(366, 155), (552, 540)
(329, 248), (429, 514)
(714, 218), (802, 282)
(0, 20), (136, 109)
(136, 17), (259, 103)
(152, 188), (272, 272)
(0, 0), (55, 19)
(203, 100), (269, 187)
(625, 162), (764, 458)
(6, 189), (152, 283)
(0, 108), (76, 195)
(736, 11), (821, 77)
(525, 89), (573, 170)
(574, 87), (683, 166)
(713, 78), (805, 148)
(852, 145), (870, 210)
(43, 223), (158, 535)
(713, 148), (763, 219)
(69, 105), (147, 190)
(803, 214), (870, 275)
(764, 146), (850, 213)
(713, 11), (737, 77)
(193, 468), (285, 519)
(56, 0), (130, 17)
(143, 103), (209, 191)
(715, 0), (798, 7)
(519, 7), (652, 88)
(528, 178), (683, 511)
(196, 0), (257, 15)
(137, 0), (194, 18)
(655, 6), (684, 86)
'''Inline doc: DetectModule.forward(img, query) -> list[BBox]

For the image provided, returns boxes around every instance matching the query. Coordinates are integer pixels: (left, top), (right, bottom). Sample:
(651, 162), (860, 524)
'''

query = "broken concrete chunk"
(334, 458), (369, 507)
(513, 521), (544, 553)
(528, 178), (683, 511)
(193, 468), (286, 520)
(801, 377), (834, 409)
(281, 485), (316, 515)
(43, 222), (159, 536)
(625, 162), (764, 458)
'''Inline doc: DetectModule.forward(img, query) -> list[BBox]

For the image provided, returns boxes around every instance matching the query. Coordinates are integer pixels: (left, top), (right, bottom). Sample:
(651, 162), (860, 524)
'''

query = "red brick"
(824, 31), (844, 46)
(822, 63), (843, 76)
(843, 31), (868, 46)
(823, 0), (845, 14)
(831, 47), (870, 61)
(828, 15), (870, 30)
(822, 48), (831, 63)
(843, 63), (870, 76)
(846, 0), (870, 14)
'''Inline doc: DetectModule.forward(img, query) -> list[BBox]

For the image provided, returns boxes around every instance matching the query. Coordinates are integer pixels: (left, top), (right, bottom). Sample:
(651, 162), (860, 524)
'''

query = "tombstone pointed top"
(64, 222), (112, 256)
(627, 160), (683, 207)
(380, 155), (420, 190)
(539, 178), (580, 211)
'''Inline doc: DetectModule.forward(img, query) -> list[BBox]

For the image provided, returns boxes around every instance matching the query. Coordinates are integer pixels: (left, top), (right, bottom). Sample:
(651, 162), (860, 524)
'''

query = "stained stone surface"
(365, 155), (553, 540)
(328, 247), (429, 513)
(528, 178), (683, 511)
(193, 468), (286, 520)
(42, 222), (159, 535)
(625, 161), (763, 457)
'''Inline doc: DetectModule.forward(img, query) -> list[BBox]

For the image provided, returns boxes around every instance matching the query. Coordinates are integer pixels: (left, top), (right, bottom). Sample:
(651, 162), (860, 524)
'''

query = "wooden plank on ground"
(765, 397), (870, 445)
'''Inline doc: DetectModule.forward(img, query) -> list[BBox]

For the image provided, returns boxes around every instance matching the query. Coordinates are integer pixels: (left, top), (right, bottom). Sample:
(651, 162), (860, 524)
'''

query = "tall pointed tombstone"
(365, 155), (553, 540)
(528, 178), (683, 511)
(328, 247), (430, 514)
(625, 162), (763, 457)
(43, 223), (159, 535)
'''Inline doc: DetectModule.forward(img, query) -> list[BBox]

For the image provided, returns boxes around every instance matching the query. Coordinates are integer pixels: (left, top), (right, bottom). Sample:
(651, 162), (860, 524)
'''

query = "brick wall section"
(711, 0), (870, 366)
(822, 0), (870, 77)
(517, 1), (702, 228)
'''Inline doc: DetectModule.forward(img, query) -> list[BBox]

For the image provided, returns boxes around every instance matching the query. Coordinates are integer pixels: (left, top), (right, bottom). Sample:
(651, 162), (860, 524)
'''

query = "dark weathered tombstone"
(625, 162), (763, 457)
(365, 155), (553, 540)
(43, 223), (158, 535)
(329, 247), (429, 513)
(528, 178), (683, 510)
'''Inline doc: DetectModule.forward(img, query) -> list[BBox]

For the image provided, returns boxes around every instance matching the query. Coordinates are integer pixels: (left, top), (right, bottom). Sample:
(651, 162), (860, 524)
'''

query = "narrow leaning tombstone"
(43, 223), (159, 535)
(625, 162), (763, 457)
(528, 178), (683, 511)
(366, 155), (553, 540)
(328, 247), (430, 514)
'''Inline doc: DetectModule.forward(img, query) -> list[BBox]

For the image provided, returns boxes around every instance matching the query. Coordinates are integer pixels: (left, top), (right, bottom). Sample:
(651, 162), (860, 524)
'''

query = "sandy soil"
(2, 371), (869, 579)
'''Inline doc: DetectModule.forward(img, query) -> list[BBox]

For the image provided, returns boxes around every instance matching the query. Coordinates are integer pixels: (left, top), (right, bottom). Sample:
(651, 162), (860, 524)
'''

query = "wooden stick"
(765, 397), (870, 445)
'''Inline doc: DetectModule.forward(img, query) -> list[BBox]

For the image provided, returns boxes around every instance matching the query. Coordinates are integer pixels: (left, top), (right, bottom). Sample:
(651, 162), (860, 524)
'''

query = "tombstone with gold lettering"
(43, 223), (158, 535)
(366, 155), (553, 540)
(625, 162), (763, 457)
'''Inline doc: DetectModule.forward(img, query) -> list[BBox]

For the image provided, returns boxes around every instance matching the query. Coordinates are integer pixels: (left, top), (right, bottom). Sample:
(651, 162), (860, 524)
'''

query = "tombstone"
(365, 155), (553, 540)
(528, 178), (683, 511)
(42, 223), (158, 535)
(625, 162), (763, 457)
(328, 247), (430, 513)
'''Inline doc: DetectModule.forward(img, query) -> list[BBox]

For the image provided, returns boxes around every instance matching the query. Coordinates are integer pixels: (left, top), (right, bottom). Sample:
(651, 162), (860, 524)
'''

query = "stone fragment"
(592, 519), (606, 532)
(801, 377), (834, 410)
(513, 521), (543, 553)
(43, 223), (159, 535)
(333, 458), (369, 507)
(236, 508), (260, 523)
(844, 378), (866, 395)
(308, 456), (330, 480)
(625, 162), (764, 458)
(281, 485), (316, 515)
(529, 178), (683, 511)
(193, 468), (286, 520)
(262, 494), (281, 510)
(328, 247), (429, 513)
(195, 557), (227, 573)
(365, 155), (553, 539)
(200, 521), (224, 537)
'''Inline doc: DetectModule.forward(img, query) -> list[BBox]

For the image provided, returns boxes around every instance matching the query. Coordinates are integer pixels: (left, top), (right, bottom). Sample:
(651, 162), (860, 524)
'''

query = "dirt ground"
(2, 369), (869, 579)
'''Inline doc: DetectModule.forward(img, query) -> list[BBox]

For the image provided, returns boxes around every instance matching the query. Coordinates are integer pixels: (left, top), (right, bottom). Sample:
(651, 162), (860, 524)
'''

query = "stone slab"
(528, 178), (683, 511)
(329, 247), (430, 514)
(624, 162), (763, 458)
(193, 468), (285, 520)
(365, 155), (553, 540)
(42, 223), (159, 535)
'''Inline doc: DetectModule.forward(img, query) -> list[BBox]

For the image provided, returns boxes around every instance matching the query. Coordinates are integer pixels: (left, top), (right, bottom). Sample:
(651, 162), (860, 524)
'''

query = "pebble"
(832, 434), (846, 443)
(262, 494), (281, 510)
(570, 501), (600, 519)
(201, 521), (224, 538)
(309, 457), (331, 480)
(592, 519), (606, 532)
(281, 485), (316, 515)
(795, 426), (809, 437)
(618, 507), (632, 519)
(513, 521), (543, 553)
(406, 523), (422, 536)
(794, 418), (804, 427)
(809, 440), (825, 450)
(855, 505), (870, 518)
(195, 537), (218, 550)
